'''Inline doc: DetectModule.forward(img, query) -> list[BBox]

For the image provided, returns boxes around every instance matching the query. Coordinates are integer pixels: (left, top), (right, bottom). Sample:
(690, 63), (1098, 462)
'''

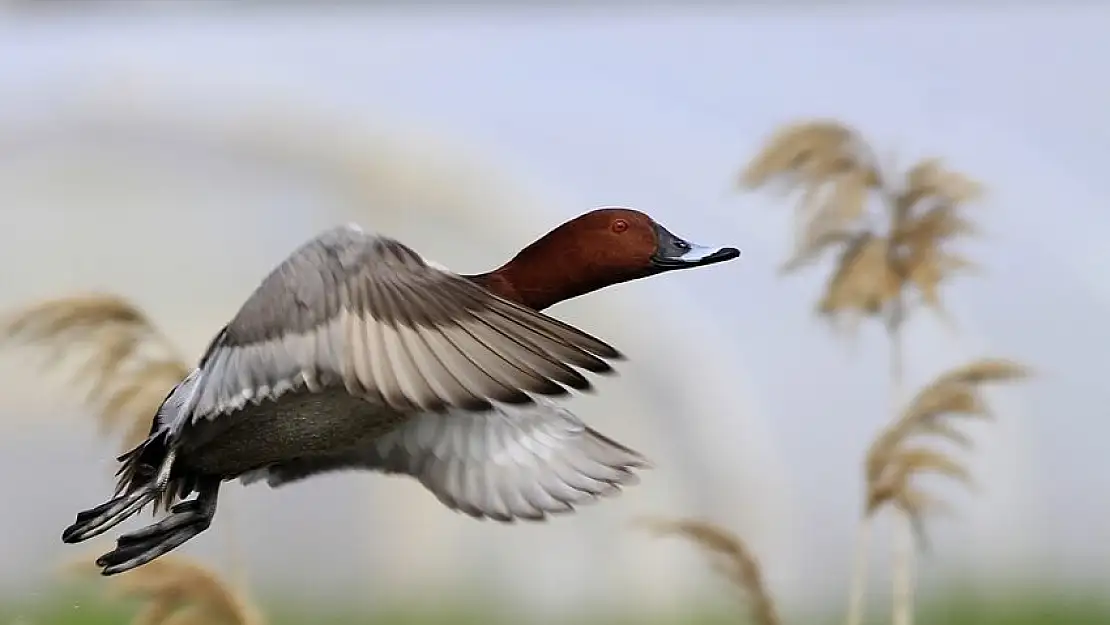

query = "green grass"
(2, 588), (1107, 625)
(0, 586), (1105, 621)
(915, 590), (1109, 625)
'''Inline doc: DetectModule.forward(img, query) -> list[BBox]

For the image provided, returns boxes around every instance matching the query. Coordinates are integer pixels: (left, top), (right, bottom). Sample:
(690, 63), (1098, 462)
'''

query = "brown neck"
(464, 246), (634, 312)
(464, 268), (596, 312)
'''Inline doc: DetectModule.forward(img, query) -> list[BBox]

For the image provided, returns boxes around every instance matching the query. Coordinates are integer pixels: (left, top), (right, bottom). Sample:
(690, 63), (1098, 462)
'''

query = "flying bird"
(61, 207), (741, 575)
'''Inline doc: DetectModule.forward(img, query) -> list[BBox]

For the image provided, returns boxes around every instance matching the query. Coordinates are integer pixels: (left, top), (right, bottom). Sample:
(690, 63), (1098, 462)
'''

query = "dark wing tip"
(559, 370), (592, 391)
(591, 342), (624, 361)
(577, 357), (617, 374)
(458, 396), (497, 412)
(493, 383), (575, 406)
(527, 378), (572, 398)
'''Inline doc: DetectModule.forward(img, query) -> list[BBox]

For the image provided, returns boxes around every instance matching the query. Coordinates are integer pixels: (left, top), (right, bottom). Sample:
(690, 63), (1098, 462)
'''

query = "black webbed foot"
(94, 480), (219, 576)
(61, 488), (158, 544)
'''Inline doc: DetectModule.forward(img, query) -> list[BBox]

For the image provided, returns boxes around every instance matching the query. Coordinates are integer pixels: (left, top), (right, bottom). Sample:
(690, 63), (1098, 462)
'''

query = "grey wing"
(181, 224), (624, 423)
(243, 398), (651, 522)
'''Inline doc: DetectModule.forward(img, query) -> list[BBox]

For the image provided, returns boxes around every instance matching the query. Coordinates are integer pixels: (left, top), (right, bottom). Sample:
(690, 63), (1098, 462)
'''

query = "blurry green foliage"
(1, 589), (1107, 625)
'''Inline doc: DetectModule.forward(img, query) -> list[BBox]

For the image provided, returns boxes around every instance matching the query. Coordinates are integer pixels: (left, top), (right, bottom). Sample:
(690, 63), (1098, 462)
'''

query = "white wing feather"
(243, 398), (650, 521)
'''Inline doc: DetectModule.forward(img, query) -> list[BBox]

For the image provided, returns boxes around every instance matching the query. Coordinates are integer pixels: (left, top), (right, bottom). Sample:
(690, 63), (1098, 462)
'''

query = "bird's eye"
(675, 239), (690, 251)
(611, 219), (629, 233)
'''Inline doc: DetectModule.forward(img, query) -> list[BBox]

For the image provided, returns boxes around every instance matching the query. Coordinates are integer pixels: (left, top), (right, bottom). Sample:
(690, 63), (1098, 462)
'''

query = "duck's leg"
(94, 477), (221, 576)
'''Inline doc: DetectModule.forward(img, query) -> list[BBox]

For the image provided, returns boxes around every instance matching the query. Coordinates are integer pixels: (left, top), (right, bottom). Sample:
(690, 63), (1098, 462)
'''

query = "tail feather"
(110, 371), (202, 512)
(113, 430), (194, 515)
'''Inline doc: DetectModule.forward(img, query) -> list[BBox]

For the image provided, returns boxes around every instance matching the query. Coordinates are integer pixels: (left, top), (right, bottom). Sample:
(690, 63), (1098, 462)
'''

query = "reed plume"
(1, 293), (248, 585)
(61, 553), (265, 625)
(740, 118), (1018, 625)
(1, 293), (188, 451)
(742, 120), (980, 331)
(637, 517), (781, 625)
(865, 358), (1029, 547)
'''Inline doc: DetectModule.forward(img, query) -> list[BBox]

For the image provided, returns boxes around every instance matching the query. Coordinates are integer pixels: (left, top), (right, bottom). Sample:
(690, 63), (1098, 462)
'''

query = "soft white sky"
(0, 3), (1107, 616)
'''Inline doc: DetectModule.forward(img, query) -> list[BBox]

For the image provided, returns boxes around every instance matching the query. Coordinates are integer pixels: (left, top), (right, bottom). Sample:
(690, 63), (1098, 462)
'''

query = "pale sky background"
(0, 2), (1107, 619)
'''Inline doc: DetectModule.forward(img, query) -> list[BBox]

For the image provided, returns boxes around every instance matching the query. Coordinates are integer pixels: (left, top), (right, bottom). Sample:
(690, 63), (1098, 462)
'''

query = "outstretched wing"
(243, 398), (650, 522)
(170, 224), (624, 426)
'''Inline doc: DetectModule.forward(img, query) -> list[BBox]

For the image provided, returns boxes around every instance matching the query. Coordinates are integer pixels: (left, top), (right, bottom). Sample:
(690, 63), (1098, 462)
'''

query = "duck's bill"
(650, 223), (741, 270)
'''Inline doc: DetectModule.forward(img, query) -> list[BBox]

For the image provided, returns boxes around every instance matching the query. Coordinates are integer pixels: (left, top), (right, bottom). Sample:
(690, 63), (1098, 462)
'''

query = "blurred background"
(0, 1), (1107, 624)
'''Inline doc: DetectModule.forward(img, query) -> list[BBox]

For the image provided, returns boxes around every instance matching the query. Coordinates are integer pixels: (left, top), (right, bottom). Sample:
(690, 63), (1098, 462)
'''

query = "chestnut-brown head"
(469, 207), (740, 311)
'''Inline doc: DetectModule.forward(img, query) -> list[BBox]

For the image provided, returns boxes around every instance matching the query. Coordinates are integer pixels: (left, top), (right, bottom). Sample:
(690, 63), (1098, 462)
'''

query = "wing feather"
(247, 398), (650, 522)
(181, 225), (623, 422)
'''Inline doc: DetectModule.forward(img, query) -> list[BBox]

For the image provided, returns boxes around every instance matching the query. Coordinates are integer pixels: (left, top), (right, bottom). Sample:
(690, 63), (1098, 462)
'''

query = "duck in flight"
(61, 207), (741, 576)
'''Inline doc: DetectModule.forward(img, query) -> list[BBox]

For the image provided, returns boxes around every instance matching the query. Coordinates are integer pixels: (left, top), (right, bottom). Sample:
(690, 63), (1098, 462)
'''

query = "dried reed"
(1, 294), (248, 585)
(61, 553), (265, 625)
(740, 118), (1010, 625)
(637, 517), (780, 625)
(865, 358), (1030, 547)
(741, 120), (981, 332)
(1, 294), (188, 451)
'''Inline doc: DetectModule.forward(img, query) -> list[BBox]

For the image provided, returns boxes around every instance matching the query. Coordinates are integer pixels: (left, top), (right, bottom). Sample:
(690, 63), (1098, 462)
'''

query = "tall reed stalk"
(738, 119), (1027, 625)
